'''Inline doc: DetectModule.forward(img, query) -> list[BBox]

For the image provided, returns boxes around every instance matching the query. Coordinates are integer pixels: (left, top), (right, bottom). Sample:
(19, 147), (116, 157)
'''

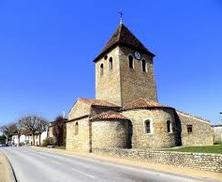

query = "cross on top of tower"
(119, 10), (123, 24)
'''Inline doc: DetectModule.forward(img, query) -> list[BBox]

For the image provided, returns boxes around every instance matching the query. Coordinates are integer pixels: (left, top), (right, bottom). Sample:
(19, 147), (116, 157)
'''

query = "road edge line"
(1, 151), (17, 182)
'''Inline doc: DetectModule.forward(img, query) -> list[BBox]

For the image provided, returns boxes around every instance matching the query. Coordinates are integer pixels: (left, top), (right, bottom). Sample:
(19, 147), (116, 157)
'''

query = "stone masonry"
(177, 111), (213, 146)
(65, 22), (214, 154)
(93, 148), (222, 173)
(212, 125), (222, 143)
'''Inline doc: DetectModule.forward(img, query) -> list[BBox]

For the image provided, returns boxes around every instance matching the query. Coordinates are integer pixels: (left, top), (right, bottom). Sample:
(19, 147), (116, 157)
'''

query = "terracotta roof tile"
(176, 110), (210, 123)
(79, 98), (120, 107)
(122, 98), (173, 111)
(21, 130), (32, 135)
(94, 23), (155, 62)
(90, 111), (128, 121)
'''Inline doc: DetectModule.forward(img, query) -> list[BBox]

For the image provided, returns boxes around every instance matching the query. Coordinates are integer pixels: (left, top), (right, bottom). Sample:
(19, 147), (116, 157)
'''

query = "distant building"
(11, 131), (32, 146)
(11, 130), (47, 146)
(47, 118), (67, 146)
(47, 121), (56, 138)
(66, 23), (213, 152)
(212, 125), (222, 143)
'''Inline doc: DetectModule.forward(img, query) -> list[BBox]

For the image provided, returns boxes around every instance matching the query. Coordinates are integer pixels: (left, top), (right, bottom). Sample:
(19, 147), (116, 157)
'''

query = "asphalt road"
(0, 147), (211, 182)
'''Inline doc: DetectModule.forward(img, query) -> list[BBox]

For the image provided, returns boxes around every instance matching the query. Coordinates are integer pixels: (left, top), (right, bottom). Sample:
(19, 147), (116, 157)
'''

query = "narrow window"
(100, 63), (104, 76)
(187, 125), (192, 134)
(145, 120), (151, 133)
(128, 55), (134, 69)
(109, 57), (113, 71)
(75, 122), (79, 135)
(167, 120), (171, 133)
(104, 55), (108, 60)
(142, 59), (146, 72)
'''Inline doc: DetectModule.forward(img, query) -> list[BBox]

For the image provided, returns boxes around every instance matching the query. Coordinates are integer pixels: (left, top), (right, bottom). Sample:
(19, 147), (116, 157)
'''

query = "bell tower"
(94, 23), (158, 106)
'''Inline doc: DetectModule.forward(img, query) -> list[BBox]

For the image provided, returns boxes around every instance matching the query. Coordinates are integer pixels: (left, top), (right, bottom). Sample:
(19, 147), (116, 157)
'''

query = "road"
(0, 147), (209, 182)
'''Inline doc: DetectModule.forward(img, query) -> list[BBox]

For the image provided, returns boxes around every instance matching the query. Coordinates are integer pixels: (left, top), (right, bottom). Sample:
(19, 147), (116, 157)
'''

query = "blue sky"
(0, 0), (222, 125)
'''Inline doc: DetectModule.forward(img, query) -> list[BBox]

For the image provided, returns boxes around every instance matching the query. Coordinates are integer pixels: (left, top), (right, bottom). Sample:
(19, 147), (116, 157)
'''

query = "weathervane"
(119, 9), (123, 24)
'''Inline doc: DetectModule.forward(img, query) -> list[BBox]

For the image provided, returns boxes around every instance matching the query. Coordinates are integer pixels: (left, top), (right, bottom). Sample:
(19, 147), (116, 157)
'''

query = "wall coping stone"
(93, 148), (222, 173)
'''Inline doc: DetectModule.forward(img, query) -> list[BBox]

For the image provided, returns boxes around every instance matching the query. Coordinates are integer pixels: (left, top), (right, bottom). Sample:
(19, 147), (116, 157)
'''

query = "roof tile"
(94, 23), (154, 62)
(79, 98), (120, 107)
(90, 111), (128, 121)
(122, 98), (172, 110)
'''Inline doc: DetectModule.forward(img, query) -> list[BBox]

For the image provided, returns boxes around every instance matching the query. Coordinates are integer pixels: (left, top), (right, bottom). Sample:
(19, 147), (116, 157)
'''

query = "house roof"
(79, 98), (120, 108)
(90, 111), (128, 121)
(176, 110), (210, 123)
(122, 98), (173, 111)
(93, 23), (155, 62)
(21, 130), (32, 135)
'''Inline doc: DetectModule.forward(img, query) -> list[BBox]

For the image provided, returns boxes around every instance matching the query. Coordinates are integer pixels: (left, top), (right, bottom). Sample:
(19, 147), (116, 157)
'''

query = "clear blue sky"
(0, 0), (222, 125)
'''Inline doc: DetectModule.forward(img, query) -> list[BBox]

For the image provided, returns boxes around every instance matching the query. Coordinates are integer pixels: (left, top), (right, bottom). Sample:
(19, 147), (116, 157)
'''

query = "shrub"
(42, 137), (56, 146)
(19, 142), (25, 146)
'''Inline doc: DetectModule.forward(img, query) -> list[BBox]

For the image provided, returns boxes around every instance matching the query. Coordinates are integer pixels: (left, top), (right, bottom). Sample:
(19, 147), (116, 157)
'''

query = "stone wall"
(91, 120), (131, 149)
(95, 46), (158, 107)
(122, 108), (179, 148)
(68, 99), (91, 120)
(48, 126), (54, 138)
(176, 111), (214, 146)
(66, 117), (90, 152)
(95, 47), (122, 106)
(119, 46), (157, 106)
(213, 125), (222, 142)
(93, 148), (222, 173)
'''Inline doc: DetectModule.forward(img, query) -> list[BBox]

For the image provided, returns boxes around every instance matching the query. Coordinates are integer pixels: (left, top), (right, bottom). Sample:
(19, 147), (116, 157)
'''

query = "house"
(47, 118), (67, 146)
(11, 131), (32, 146)
(34, 131), (48, 146)
(66, 23), (213, 152)
(11, 130), (47, 146)
(212, 125), (222, 143)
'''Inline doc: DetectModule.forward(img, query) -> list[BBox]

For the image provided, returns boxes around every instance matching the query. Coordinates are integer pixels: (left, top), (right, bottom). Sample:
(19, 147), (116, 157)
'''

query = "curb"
(1, 152), (17, 182)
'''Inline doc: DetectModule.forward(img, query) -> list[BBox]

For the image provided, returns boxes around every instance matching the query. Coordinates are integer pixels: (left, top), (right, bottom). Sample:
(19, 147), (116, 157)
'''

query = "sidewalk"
(33, 146), (222, 182)
(0, 152), (13, 182)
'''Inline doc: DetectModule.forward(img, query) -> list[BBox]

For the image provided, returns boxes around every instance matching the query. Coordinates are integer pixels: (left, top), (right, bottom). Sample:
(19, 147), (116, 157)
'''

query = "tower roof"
(94, 23), (155, 62)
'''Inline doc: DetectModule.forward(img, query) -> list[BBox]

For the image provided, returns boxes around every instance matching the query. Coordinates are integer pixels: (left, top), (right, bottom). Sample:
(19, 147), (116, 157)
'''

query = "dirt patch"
(33, 146), (222, 182)
(0, 152), (12, 182)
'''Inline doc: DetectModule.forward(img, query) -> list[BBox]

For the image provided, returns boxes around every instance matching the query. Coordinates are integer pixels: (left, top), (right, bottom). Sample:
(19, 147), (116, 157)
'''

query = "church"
(66, 22), (213, 152)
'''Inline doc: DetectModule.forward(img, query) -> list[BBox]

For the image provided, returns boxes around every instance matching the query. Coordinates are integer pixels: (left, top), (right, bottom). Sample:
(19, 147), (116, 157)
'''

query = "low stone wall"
(93, 148), (222, 173)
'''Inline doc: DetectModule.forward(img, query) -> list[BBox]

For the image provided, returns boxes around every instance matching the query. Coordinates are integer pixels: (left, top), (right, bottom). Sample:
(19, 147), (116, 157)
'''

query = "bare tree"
(20, 115), (48, 145)
(0, 123), (17, 144)
(36, 119), (48, 146)
(15, 121), (24, 146)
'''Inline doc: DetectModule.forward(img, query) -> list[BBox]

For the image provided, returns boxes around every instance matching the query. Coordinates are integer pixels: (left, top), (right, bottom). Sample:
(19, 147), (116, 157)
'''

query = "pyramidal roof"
(94, 23), (155, 62)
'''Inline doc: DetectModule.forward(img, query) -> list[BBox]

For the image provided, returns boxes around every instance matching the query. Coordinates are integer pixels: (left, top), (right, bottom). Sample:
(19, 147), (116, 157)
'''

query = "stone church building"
(66, 23), (213, 152)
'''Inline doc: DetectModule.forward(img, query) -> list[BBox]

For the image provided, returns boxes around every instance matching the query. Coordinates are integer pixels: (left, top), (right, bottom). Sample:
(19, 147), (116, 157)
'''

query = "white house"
(11, 130), (48, 146)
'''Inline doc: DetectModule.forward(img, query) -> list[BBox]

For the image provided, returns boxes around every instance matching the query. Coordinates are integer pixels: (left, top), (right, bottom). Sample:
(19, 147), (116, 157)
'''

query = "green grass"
(163, 143), (222, 154)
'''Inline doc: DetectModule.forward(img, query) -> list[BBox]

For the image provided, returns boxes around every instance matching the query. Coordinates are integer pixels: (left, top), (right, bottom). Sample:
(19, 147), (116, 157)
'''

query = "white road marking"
(71, 167), (96, 179)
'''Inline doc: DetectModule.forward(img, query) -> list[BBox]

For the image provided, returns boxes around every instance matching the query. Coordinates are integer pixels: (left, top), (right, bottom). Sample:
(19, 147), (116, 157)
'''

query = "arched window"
(142, 59), (147, 72)
(100, 63), (104, 76)
(109, 57), (113, 71)
(75, 122), (79, 135)
(144, 120), (151, 133)
(128, 55), (134, 69)
(167, 120), (171, 133)
(104, 55), (108, 60)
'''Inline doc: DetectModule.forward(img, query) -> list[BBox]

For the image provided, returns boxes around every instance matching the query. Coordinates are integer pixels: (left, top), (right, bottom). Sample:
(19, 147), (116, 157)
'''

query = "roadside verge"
(0, 151), (17, 182)
(32, 146), (222, 182)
